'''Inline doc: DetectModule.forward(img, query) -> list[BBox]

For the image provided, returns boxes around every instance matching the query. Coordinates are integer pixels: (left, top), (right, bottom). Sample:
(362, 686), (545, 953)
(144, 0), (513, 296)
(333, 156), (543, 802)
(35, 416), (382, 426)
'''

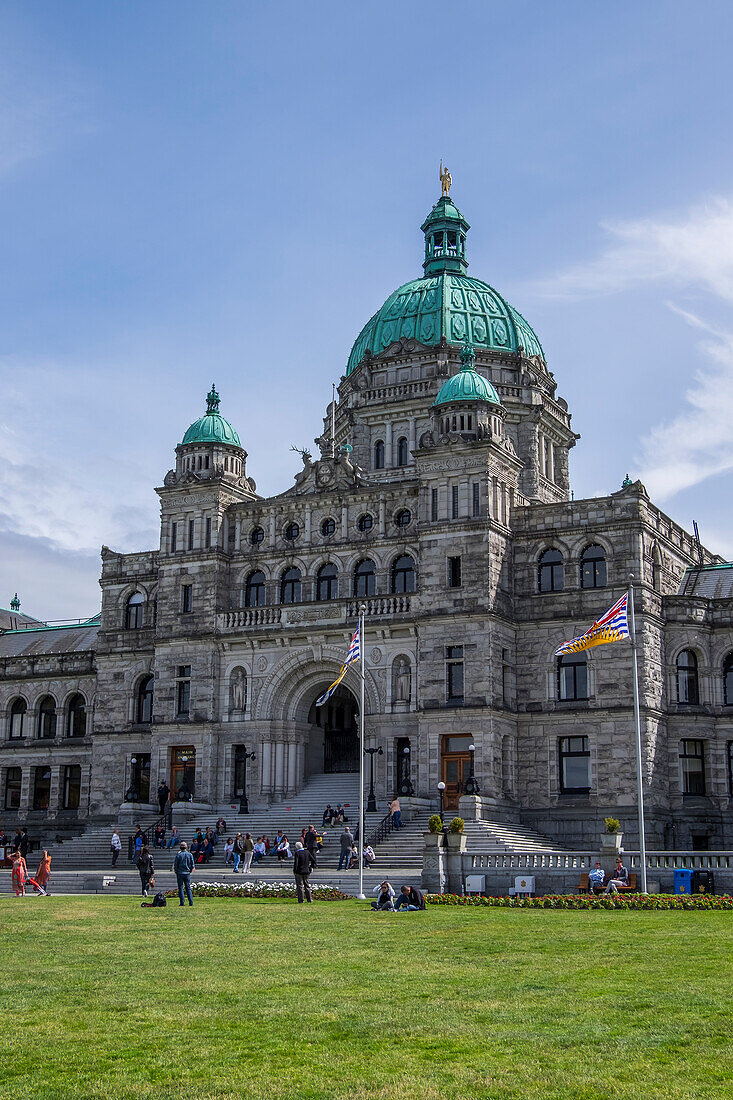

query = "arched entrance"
(307, 685), (359, 774)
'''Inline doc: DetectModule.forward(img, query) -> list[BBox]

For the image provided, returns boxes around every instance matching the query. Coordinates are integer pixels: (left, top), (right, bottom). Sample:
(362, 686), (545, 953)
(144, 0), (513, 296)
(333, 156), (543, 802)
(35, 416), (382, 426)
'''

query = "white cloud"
(540, 198), (733, 505)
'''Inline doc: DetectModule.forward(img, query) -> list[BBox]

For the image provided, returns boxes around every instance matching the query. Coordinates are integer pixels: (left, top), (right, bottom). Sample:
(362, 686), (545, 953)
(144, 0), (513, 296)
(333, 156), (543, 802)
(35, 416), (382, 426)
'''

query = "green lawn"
(1, 897), (731, 1100)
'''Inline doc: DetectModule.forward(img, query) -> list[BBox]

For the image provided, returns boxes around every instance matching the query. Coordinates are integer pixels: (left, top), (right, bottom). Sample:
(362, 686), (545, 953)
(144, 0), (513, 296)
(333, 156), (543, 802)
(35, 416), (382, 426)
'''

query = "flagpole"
(358, 603), (366, 900)
(628, 576), (648, 894)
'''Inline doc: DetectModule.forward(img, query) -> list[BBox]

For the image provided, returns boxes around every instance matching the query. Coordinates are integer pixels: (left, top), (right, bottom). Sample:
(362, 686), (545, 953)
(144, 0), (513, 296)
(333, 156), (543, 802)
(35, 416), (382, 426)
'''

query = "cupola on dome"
(346, 184), (544, 375)
(432, 344), (501, 407)
(181, 385), (242, 447)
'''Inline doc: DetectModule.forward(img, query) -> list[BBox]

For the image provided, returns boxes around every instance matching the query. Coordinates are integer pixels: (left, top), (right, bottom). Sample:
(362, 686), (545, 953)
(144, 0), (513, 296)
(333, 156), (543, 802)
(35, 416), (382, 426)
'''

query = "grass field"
(1, 896), (732, 1100)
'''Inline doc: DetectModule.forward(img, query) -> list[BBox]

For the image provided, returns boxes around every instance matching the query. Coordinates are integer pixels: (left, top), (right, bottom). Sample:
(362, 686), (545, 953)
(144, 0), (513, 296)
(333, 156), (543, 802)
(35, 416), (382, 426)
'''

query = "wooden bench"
(578, 872), (637, 894)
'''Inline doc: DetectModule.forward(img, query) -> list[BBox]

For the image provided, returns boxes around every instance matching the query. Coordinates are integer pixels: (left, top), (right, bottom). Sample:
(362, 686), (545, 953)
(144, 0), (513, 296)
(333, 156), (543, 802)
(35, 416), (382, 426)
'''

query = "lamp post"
(464, 743), (480, 796)
(400, 745), (414, 796)
(364, 746), (383, 813)
(125, 756), (138, 803)
(237, 747), (256, 814)
(437, 781), (446, 829)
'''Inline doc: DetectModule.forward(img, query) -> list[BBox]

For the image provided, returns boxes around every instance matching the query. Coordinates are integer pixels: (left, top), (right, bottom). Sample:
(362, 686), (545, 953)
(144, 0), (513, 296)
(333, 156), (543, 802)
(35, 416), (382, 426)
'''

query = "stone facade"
(2, 191), (733, 850)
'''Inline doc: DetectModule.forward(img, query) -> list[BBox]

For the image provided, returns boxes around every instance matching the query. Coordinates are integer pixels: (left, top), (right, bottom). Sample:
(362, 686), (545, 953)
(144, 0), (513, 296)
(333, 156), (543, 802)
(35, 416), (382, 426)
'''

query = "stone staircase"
(462, 819), (559, 852)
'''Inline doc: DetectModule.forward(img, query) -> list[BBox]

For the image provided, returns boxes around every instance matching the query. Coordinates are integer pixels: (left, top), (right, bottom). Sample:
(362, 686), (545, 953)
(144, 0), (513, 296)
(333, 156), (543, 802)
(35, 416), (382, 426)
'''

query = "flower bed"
(165, 880), (350, 900)
(426, 892), (733, 910)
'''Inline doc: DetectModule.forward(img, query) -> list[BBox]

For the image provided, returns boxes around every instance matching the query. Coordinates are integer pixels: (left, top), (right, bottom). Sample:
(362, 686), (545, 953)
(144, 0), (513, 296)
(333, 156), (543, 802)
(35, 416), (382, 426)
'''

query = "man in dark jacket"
(338, 827), (353, 871)
(293, 841), (315, 903)
(173, 841), (195, 906)
(304, 825), (319, 868)
(157, 781), (170, 815)
(395, 884), (426, 911)
(19, 828), (29, 857)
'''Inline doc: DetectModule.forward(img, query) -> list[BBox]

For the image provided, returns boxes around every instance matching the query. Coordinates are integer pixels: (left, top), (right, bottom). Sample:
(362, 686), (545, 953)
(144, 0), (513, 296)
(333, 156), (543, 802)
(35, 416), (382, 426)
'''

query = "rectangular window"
(559, 736), (590, 791)
(205, 517), (212, 549)
(557, 657), (589, 701)
(32, 766), (51, 811)
(4, 767), (21, 810)
(451, 484), (459, 520)
(431, 488), (438, 522)
(447, 556), (462, 588)
(446, 645), (464, 704)
(62, 765), (81, 810)
(502, 648), (510, 705)
(472, 482), (480, 517)
(176, 666), (191, 717)
(680, 739), (705, 795)
(188, 519), (195, 551)
(171, 522), (178, 552)
(181, 584), (193, 614)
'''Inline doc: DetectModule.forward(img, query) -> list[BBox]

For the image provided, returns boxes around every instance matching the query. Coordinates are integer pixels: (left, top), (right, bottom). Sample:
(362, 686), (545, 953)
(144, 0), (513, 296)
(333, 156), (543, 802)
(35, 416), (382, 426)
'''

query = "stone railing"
(217, 595), (414, 633)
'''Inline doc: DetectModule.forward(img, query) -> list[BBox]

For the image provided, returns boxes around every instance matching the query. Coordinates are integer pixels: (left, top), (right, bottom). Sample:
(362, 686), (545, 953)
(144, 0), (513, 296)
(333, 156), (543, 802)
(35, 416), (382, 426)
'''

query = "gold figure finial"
(439, 160), (452, 197)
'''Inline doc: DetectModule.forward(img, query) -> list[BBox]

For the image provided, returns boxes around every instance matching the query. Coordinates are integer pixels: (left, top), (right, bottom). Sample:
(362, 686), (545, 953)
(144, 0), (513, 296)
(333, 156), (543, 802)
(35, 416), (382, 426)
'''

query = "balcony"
(217, 594), (415, 633)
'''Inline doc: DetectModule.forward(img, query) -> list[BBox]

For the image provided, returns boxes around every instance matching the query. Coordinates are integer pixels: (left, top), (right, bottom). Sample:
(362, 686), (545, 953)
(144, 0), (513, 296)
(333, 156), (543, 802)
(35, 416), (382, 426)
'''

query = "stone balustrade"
(217, 595), (414, 633)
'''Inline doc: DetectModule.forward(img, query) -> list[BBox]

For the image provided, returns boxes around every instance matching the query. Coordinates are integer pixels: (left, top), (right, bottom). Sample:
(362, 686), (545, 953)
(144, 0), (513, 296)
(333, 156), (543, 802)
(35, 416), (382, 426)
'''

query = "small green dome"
(346, 193), (544, 375)
(181, 385), (242, 447)
(432, 344), (501, 407)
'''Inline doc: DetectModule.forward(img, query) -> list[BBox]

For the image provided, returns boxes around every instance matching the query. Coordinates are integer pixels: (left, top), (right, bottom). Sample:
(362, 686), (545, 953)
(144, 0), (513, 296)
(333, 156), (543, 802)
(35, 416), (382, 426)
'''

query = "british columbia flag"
(555, 593), (630, 656)
(315, 624), (361, 706)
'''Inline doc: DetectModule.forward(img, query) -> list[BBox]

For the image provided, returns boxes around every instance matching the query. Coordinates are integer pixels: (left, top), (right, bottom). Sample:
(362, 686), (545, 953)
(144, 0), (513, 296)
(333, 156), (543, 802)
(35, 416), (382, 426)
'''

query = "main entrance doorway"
(170, 746), (196, 801)
(308, 686), (359, 773)
(440, 735), (472, 811)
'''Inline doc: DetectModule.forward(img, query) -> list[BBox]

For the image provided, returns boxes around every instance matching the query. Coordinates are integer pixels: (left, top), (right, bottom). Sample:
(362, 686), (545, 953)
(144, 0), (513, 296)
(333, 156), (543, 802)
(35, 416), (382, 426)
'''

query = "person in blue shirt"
(588, 861), (605, 894)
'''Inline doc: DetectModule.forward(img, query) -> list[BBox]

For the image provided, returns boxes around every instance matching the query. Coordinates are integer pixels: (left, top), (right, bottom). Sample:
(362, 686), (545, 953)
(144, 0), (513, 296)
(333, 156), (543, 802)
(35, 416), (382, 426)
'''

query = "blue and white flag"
(315, 625), (361, 706)
(555, 593), (630, 656)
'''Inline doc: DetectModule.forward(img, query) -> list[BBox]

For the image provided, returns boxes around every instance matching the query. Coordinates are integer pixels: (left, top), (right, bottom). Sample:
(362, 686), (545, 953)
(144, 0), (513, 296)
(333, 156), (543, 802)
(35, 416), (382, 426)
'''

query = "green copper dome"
(432, 344), (500, 407)
(181, 385), (242, 447)
(346, 194), (544, 375)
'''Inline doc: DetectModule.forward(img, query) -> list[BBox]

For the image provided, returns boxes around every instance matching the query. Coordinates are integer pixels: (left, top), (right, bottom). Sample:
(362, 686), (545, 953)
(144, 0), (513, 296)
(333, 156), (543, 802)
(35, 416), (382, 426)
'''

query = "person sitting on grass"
(588, 861), (606, 894)
(371, 880), (395, 910)
(605, 857), (629, 894)
(394, 884), (426, 911)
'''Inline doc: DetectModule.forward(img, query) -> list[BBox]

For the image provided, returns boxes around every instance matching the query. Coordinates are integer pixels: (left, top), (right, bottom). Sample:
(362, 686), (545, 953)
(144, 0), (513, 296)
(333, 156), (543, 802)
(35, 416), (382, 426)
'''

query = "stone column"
(261, 742), (272, 795)
(287, 742), (297, 796)
(385, 421), (393, 468)
(421, 835), (446, 894)
(274, 741), (285, 796)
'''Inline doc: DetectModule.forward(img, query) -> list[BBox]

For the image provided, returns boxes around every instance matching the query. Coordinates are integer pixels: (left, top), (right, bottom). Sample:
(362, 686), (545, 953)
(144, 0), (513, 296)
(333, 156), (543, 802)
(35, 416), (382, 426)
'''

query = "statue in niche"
(394, 658), (411, 704)
(230, 667), (247, 712)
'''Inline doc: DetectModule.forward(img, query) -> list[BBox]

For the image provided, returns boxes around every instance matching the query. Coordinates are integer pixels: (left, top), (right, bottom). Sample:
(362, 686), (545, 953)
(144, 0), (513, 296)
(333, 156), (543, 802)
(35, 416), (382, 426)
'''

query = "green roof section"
(181, 384), (242, 447)
(346, 195), (544, 375)
(432, 343), (501, 407)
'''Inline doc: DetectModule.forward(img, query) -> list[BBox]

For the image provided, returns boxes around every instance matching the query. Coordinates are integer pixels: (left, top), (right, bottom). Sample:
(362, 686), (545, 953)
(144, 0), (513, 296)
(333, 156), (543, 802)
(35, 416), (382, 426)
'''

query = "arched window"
(724, 654), (733, 705)
(281, 567), (301, 604)
(37, 696), (57, 740)
(676, 650), (699, 705)
(244, 570), (266, 608)
(9, 698), (26, 740)
(316, 563), (338, 601)
(538, 549), (564, 593)
(125, 592), (144, 630)
(557, 655), (588, 701)
(374, 440), (385, 469)
(137, 676), (154, 724)
(397, 437), (408, 466)
(354, 559), (376, 597)
(580, 545), (607, 588)
(357, 513), (374, 532)
(651, 542), (662, 592)
(67, 694), (86, 738)
(392, 555), (415, 594)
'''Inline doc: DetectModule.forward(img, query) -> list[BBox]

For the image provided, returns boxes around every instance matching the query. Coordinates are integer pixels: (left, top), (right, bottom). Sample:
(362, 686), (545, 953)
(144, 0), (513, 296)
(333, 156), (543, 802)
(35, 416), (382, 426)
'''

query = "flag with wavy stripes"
(555, 593), (629, 656)
(315, 625), (361, 705)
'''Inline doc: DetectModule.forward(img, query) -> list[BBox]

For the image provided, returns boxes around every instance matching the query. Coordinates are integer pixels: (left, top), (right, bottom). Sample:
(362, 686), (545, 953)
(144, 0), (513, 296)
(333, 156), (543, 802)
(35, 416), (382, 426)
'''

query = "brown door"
(171, 747), (196, 801)
(441, 735), (472, 812)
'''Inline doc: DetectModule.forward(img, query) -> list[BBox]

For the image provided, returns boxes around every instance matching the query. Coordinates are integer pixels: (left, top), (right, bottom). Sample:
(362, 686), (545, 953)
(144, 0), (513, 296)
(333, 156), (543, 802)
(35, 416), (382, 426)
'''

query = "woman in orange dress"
(11, 850), (27, 896)
(29, 850), (51, 895)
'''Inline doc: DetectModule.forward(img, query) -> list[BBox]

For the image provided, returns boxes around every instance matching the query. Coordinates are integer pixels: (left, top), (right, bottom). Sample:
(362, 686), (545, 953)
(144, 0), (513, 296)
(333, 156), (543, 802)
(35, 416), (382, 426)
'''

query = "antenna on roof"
(692, 520), (704, 566)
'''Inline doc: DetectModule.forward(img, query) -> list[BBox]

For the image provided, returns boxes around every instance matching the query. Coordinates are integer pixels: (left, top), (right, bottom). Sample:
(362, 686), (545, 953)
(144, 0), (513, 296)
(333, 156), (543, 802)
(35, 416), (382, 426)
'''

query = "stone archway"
(305, 684), (359, 776)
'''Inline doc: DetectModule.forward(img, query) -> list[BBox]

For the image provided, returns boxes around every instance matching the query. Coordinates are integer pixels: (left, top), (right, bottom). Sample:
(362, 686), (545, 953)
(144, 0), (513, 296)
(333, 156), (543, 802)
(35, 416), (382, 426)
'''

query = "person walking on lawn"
(338, 826), (354, 871)
(293, 841), (315, 903)
(174, 841), (195, 907)
(11, 850), (27, 896)
(304, 824), (319, 868)
(136, 845), (155, 897)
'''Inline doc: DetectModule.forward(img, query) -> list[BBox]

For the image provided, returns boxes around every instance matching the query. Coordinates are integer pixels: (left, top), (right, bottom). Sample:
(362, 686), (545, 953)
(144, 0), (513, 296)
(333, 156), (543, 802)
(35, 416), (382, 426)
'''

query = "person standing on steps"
(242, 833), (255, 874)
(174, 841), (195, 907)
(157, 781), (170, 816)
(388, 797), (402, 830)
(293, 841), (315, 903)
(110, 829), (122, 867)
(338, 826), (354, 871)
(304, 824), (319, 868)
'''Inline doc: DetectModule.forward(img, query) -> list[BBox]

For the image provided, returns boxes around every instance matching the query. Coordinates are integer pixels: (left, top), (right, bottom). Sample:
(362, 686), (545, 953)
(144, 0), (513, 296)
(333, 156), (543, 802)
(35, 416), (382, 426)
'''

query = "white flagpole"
(358, 604), (366, 899)
(628, 576), (648, 893)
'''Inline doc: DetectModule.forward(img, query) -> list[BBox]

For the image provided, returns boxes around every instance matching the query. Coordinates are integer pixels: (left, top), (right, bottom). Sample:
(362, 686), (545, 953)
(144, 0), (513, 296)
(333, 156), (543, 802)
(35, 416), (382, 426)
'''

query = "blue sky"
(3, 0), (733, 618)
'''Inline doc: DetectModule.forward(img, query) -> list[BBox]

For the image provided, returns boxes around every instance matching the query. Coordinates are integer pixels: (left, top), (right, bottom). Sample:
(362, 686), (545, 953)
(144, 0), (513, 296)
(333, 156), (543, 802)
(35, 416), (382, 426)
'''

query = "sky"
(2, 0), (733, 620)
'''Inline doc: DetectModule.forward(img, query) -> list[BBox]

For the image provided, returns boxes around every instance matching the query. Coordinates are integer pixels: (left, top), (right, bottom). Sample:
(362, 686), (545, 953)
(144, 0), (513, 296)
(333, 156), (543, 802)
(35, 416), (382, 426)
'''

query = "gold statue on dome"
(439, 160), (452, 197)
